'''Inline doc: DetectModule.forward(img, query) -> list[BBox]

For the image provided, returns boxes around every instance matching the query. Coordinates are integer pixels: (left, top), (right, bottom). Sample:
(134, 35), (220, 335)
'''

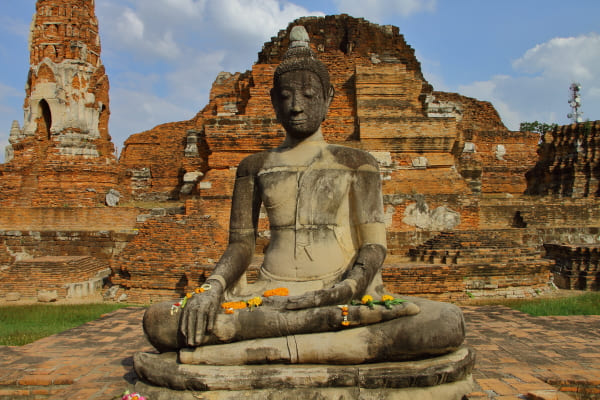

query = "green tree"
(519, 121), (558, 135)
(520, 121), (558, 143)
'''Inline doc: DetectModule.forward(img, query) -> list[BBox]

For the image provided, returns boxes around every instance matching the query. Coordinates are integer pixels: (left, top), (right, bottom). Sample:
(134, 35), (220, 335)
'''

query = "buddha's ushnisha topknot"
(273, 26), (331, 94)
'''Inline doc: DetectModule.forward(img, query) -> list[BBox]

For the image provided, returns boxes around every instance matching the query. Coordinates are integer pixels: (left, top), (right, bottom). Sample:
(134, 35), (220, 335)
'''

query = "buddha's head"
(271, 26), (335, 140)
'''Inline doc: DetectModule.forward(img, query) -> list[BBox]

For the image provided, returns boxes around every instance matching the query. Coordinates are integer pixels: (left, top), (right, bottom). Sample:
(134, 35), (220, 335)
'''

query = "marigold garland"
(170, 286), (210, 314)
(221, 301), (247, 310)
(340, 305), (350, 326)
(263, 287), (290, 297)
(352, 295), (406, 309)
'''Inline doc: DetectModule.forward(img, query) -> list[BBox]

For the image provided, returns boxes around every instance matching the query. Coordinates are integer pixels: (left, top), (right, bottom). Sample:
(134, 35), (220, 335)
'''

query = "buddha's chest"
(257, 168), (353, 226)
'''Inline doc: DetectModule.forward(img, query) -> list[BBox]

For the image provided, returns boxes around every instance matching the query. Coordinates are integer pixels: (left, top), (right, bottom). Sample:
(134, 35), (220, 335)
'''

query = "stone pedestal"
(134, 346), (475, 400)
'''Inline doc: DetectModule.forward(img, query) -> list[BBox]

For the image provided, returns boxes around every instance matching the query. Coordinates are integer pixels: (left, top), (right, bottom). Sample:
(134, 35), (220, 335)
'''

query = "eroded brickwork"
(1, 256), (110, 299)
(4, 9), (600, 302)
(526, 121), (600, 197)
(110, 208), (229, 303)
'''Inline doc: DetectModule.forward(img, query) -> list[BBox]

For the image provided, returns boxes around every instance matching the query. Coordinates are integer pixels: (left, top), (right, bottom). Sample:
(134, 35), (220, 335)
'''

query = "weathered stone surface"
(37, 290), (58, 302)
(103, 285), (120, 300)
(402, 199), (460, 231)
(135, 376), (474, 400)
(105, 189), (121, 207)
(5, 292), (21, 302)
(134, 346), (474, 392)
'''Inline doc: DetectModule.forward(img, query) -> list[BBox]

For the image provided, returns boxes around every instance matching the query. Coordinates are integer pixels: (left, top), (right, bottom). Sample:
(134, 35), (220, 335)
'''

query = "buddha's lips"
(290, 119), (307, 125)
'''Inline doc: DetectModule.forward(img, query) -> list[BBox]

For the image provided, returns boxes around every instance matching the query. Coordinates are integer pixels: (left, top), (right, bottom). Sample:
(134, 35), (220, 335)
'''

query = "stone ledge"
(135, 375), (474, 400)
(134, 346), (474, 393)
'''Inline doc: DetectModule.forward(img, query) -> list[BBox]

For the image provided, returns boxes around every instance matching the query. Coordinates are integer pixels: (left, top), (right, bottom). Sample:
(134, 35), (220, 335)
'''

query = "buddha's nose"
(291, 95), (303, 113)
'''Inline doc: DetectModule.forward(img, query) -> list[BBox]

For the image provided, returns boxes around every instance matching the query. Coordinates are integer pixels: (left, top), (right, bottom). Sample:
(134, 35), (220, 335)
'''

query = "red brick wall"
(0, 207), (139, 231)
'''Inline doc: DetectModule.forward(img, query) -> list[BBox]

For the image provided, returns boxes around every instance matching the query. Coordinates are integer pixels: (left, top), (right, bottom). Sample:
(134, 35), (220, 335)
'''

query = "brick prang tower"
(2, 0), (118, 207)
(7, 0), (112, 161)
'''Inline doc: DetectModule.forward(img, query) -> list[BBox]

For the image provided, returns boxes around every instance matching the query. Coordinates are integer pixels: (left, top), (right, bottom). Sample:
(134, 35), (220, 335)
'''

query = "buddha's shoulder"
(326, 144), (380, 171)
(236, 151), (271, 177)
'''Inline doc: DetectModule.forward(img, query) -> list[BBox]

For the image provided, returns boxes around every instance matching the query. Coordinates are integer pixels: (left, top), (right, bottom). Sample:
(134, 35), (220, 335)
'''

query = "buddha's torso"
(257, 141), (357, 284)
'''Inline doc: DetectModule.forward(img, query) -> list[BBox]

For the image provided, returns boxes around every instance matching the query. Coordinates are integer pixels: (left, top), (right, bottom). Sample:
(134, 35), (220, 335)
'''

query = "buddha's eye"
(280, 90), (292, 99)
(303, 89), (316, 98)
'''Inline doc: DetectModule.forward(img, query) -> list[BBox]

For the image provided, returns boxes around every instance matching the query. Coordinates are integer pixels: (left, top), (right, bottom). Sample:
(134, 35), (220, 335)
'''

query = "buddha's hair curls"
(273, 26), (331, 95)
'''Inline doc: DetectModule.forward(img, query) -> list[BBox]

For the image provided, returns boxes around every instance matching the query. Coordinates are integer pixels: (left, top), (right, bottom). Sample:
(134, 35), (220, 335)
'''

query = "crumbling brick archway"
(38, 98), (52, 140)
(38, 99), (52, 140)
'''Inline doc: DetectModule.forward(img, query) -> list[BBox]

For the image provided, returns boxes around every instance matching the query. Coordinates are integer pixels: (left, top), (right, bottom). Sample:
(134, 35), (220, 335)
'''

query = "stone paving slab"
(0, 305), (598, 399)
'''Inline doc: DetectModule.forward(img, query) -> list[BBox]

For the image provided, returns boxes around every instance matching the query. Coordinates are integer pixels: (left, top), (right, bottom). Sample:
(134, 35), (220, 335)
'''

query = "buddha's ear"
(270, 88), (281, 120)
(325, 85), (335, 108)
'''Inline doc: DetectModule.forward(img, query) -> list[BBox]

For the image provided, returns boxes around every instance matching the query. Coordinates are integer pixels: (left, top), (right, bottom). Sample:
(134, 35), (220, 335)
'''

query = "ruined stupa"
(1, 0), (118, 208)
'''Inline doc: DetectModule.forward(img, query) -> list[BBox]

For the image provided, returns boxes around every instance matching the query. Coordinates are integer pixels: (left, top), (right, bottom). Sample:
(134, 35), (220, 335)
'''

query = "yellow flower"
(382, 295), (394, 302)
(185, 293), (193, 299)
(247, 297), (263, 307)
(361, 295), (373, 304)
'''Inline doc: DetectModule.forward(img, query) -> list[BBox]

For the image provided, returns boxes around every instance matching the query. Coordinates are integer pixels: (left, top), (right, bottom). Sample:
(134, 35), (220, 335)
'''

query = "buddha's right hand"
(285, 280), (354, 310)
(180, 282), (223, 347)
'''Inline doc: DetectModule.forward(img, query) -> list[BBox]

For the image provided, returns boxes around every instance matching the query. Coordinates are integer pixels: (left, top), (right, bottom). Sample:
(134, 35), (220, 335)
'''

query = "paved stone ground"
(0, 306), (598, 399)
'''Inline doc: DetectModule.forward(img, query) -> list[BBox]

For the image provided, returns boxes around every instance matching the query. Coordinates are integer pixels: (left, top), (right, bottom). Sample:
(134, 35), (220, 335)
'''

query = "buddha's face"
(272, 70), (332, 140)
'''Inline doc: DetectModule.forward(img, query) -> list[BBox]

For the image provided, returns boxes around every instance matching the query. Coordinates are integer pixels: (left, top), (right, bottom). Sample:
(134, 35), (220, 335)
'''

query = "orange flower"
(341, 320), (350, 326)
(221, 301), (247, 310)
(185, 293), (193, 299)
(224, 308), (235, 314)
(194, 287), (205, 294)
(263, 287), (289, 297)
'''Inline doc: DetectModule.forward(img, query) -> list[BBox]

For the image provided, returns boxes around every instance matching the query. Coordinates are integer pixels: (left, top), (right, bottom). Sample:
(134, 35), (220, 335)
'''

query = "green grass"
(485, 291), (600, 316)
(0, 303), (136, 346)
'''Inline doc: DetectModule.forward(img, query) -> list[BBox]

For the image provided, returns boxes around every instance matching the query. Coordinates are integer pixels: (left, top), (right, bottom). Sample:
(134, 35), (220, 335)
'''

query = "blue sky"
(0, 0), (599, 162)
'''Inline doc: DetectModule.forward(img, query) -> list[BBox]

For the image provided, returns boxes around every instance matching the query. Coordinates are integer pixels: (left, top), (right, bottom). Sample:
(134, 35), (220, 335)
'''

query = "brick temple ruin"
(1, 0), (599, 303)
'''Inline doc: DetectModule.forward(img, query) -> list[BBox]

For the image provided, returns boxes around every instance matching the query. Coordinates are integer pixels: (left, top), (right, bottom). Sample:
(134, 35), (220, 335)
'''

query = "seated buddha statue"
(142, 26), (466, 366)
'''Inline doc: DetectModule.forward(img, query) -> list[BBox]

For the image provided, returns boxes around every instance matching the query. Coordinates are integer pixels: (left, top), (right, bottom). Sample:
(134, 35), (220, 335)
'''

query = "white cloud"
(206, 0), (322, 40)
(513, 33), (600, 81)
(333, 0), (435, 22)
(94, 0), (325, 148)
(119, 8), (144, 40)
(165, 0), (206, 16)
(110, 7), (181, 60)
(167, 51), (227, 105)
(458, 33), (600, 130)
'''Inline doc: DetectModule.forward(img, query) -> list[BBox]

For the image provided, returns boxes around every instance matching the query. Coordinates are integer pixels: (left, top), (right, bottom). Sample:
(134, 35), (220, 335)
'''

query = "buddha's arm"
(181, 159), (261, 346)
